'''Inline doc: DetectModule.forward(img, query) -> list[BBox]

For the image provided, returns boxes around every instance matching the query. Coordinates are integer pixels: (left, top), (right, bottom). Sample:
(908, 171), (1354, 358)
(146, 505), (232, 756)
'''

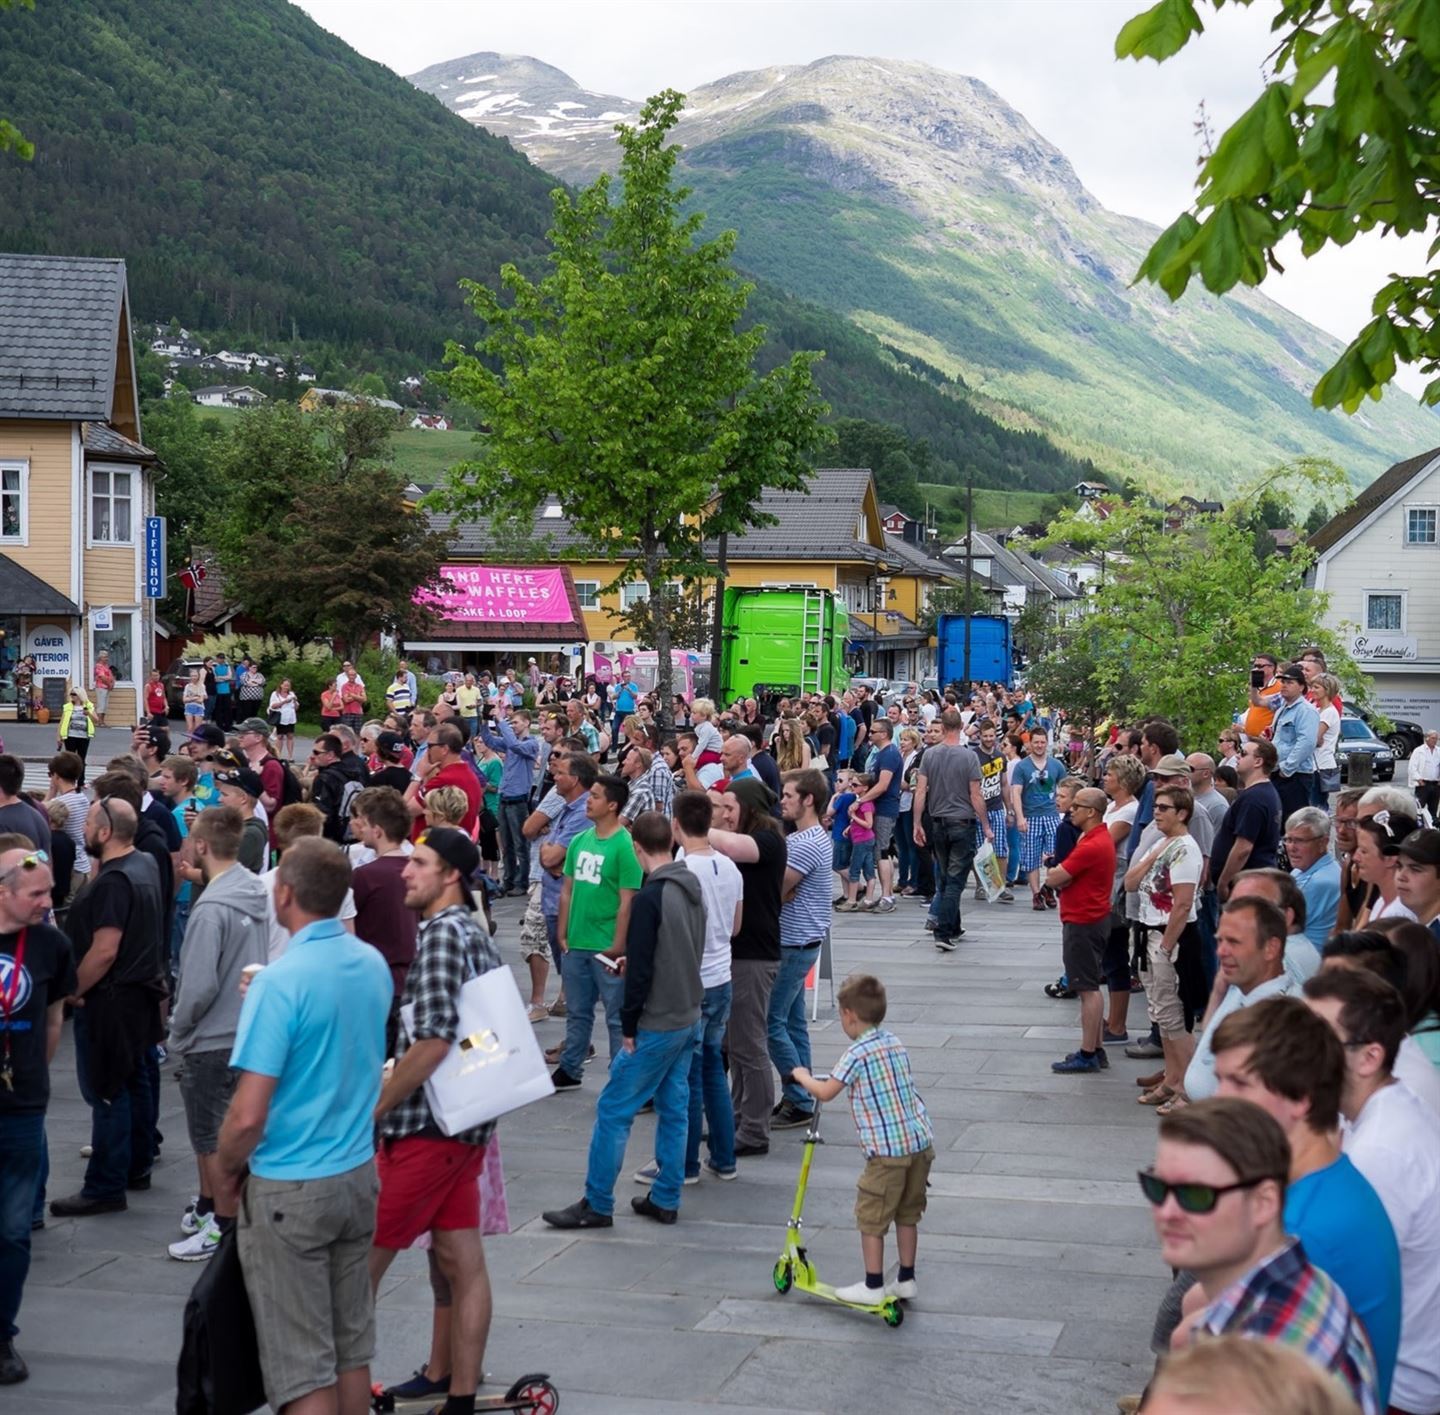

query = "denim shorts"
(176, 1048), (238, 1153)
(848, 839), (877, 882)
(831, 837), (852, 873)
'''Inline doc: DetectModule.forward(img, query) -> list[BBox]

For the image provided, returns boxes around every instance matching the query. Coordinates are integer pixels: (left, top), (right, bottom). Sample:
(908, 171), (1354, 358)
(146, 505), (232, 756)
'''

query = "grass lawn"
(918, 483), (1069, 538)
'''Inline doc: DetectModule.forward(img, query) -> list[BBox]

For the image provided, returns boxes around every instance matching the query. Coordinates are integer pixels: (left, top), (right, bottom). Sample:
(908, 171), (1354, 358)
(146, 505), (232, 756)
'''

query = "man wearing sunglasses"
(0, 847), (75, 1385)
(1142, 1097), (1381, 1415)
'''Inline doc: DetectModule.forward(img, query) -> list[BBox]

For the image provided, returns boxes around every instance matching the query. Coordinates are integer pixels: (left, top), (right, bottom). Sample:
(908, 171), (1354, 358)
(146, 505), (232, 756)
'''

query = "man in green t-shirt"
(553, 775), (643, 1088)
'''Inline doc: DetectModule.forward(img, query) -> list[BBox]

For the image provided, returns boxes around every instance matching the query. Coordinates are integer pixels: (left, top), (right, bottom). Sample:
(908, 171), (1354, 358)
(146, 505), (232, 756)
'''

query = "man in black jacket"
(305, 734), (353, 843)
(544, 810), (705, 1231)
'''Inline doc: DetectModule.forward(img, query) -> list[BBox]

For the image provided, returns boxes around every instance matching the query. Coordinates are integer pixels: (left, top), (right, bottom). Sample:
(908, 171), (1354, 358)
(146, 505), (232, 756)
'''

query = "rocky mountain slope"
(414, 52), (1438, 493)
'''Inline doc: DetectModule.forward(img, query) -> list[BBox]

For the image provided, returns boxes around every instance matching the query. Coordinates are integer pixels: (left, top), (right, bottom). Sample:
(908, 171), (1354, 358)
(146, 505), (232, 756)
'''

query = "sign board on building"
(144, 516), (167, 599)
(1376, 693), (1440, 732)
(418, 566), (575, 623)
(90, 605), (113, 632)
(27, 626), (72, 680)
(1350, 633), (1419, 662)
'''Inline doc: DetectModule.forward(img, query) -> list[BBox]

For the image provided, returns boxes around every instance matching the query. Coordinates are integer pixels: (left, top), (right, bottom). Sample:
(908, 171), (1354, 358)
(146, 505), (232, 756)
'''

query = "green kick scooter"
(770, 1095), (904, 1328)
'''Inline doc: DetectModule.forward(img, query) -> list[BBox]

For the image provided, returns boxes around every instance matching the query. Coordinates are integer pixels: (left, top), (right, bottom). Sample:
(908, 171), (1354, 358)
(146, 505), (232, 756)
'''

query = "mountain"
(414, 53), (1439, 494)
(0, 0), (559, 358)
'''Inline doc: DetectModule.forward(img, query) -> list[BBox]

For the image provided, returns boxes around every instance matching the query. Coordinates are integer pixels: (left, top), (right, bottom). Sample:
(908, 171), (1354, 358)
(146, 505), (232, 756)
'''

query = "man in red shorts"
(370, 828), (501, 1415)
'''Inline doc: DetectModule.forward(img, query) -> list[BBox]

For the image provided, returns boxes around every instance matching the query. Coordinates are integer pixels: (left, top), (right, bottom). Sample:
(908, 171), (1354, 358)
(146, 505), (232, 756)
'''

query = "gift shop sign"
(418, 567), (573, 623)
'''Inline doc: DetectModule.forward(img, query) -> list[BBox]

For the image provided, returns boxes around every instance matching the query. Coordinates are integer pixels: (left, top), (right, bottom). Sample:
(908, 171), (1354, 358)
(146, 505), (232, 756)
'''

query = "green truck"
(718, 586), (851, 705)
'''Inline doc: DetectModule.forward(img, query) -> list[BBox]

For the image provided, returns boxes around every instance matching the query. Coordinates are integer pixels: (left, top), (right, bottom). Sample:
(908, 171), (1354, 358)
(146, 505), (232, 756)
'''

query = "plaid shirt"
(645, 754), (676, 817)
(382, 904), (502, 1148)
(1199, 1238), (1380, 1415)
(620, 775), (656, 823)
(831, 1027), (933, 1159)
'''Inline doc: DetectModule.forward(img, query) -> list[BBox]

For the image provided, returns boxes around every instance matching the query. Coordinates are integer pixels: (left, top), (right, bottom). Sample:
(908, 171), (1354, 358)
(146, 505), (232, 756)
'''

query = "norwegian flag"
(178, 561), (208, 592)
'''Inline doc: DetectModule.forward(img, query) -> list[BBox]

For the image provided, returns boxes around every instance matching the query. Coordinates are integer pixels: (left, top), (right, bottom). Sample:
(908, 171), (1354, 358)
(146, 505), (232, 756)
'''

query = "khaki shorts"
(239, 1161), (379, 1411)
(854, 1147), (935, 1236)
(518, 890), (550, 960)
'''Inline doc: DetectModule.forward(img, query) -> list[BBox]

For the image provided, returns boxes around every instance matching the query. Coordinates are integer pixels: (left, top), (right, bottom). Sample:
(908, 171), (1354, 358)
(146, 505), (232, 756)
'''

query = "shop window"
(93, 611), (135, 682)
(0, 463), (26, 541)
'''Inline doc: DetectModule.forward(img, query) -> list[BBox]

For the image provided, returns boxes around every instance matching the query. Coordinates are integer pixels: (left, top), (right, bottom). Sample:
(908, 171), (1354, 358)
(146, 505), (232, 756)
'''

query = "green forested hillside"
(0, 0), (557, 355)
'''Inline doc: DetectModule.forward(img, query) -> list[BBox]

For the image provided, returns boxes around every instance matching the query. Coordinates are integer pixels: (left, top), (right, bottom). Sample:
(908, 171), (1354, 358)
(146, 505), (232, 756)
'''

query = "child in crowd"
(183, 669), (206, 725)
(829, 770), (856, 903)
(689, 697), (724, 773)
(839, 774), (876, 911)
(788, 974), (934, 1304)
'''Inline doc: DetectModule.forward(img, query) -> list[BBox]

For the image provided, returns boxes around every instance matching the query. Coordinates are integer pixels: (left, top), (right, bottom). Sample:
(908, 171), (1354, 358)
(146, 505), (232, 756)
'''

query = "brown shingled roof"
(1309, 446), (1440, 555)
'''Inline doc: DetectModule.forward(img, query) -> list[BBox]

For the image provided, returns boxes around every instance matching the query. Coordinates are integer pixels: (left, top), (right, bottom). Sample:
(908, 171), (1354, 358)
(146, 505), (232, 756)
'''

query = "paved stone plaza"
(23, 892), (1168, 1414)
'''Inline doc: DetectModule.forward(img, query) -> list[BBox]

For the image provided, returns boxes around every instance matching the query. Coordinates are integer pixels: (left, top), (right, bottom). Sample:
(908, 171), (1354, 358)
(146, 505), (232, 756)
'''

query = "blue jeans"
(847, 840), (876, 884)
(73, 1009), (155, 1201)
(896, 810), (917, 889)
(0, 1111), (44, 1339)
(585, 1022), (701, 1215)
(560, 950), (624, 1078)
(1197, 887), (1220, 990)
(31, 1130), (48, 1228)
(685, 983), (735, 1178)
(931, 816), (979, 943)
(768, 944), (820, 1109)
(499, 796), (531, 890)
(169, 895), (192, 983)
(1005, 820), (1023, 884)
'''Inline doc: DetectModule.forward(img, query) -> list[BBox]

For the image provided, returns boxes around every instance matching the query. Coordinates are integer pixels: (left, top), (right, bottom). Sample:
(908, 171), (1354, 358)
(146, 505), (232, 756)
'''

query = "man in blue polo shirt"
(857, 719), (904, 913)
(217, 837), (391, 1415)
(477, 700), (541, 896)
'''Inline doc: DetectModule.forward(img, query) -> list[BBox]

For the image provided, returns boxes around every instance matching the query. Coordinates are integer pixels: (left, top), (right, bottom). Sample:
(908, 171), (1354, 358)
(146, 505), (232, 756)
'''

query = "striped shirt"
(779, 824), (831, 949)
(831, 1027), (933, 1159)
(1199, 1238), (1380, 1415)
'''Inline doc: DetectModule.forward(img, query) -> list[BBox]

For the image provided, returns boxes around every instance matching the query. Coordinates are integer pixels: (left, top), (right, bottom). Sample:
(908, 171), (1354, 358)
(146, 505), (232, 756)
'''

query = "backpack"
(338, 778), (366, 842)
(277, 761), (304, 807)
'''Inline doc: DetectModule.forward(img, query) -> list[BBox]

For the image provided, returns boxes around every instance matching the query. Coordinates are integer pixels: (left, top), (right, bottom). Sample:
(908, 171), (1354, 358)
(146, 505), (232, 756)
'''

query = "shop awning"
(412, 564), (588, 644)
(0, 553), (81, 616)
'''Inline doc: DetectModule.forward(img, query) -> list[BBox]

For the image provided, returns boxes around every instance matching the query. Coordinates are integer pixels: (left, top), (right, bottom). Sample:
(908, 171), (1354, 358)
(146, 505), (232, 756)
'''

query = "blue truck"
(936, 614), (1014, 690)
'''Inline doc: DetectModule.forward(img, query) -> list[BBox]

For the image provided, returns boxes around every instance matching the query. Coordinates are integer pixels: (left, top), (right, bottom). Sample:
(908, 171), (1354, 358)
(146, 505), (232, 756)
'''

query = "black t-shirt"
(0, 798), (51, 853)
(1210, 780), (1283, 878)
(66, 857), (163, 986)
(369, 765), (412, 794)
(1, 923), (76, 1114)
(731, 829), (786, 963)
(144, 796), (182, 852)
(814, 720), (836, 760)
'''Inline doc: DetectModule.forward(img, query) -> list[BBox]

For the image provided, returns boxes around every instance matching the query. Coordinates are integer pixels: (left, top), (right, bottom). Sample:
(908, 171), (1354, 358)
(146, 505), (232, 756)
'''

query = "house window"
(574, 580), (600, 610)
(1405, 507), (1437, 544)
(1365, 593), (1404, 632)
(620, 580), (651, 610)
(91, 468), (134, 543)
(93, 610), (135, 683)
(0, 462), (25, 541)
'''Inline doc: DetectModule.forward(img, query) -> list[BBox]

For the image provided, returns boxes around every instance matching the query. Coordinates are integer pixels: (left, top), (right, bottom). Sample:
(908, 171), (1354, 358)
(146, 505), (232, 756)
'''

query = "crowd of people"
(1, 645), (1438, 1415)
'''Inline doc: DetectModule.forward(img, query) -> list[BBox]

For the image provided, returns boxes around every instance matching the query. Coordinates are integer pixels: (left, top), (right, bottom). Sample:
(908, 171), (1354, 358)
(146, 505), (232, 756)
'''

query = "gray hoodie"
(169, 862), (269, 1057)
(621, 860), (705, 1037)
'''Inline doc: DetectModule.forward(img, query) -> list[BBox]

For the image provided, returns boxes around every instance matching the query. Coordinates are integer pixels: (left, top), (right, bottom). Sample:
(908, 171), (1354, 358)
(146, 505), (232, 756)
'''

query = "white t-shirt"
(1136, 833), (1203, 926)
(678, 846), (743, 989)
(267, 689), (298, 727)
(1371, 895), (1418, 924)
(1395, 1035), (1440, 1117)
(1105, 796), (1139, 892)
(344, 839), (414, 870)
(1315, 703), (1340, 771)
(262, 867), (357, 961)
(1343, 1079), (1440, 1412)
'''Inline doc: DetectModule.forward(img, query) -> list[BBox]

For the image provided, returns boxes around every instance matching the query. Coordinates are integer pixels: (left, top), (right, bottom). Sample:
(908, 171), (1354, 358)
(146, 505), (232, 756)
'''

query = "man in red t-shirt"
(1043, 786), (1116, 1074)
(406, 721), (481, 840)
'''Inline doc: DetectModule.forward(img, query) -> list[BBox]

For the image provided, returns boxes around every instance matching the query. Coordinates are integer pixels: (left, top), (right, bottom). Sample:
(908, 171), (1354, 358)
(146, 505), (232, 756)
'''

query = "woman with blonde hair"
(773, 716), (811, 773)
(56, 685), (97, 781)
(1142, 1336), (1360, 1415)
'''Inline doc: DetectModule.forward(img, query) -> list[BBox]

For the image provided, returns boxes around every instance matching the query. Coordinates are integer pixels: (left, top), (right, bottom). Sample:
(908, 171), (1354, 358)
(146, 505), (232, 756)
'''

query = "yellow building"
(0, 254), (159, 724)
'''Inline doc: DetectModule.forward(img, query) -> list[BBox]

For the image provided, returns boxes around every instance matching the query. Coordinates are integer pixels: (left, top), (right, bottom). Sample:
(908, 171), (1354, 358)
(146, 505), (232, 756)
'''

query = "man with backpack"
(306, 734), (355, 844)
(236, 718), (301, 840)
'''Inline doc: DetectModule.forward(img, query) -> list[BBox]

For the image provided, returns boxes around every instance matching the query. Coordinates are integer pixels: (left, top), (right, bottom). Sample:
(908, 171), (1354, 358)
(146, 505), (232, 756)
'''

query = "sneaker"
(771, 1100), (815, 1129)
(631, 1193), (678, 1225)
(833, 1279), (886, 1305)
(1096, 1046), (1110, 1070)
(923, 918), (937, 933)
(1043, 979), (1076, 999)
(888, 1276), (918, 1301)
(835, 901), (859, 912)
(998, 889), (1016, 904)
(548, 997), (568, 1018)
(180, 1196), (203, 1235)
(1050, 1051), (1102, 1074)
(542, 1198), (613, 1229)
(385, 1369), (451, 1400)
(632, 1161), (661, 1184)
(0, 1337), (28, 1385)
(973, 887), (986, 902)
(1103, 1029), (1129, 1045)
(50, 1192), (127, 1218)
(874, 897), (896, 913)
(1124, 1040), (1164, 1060)
(734, 1142), (770, 1158)
(550, 1068), (583, 1090)
(1042, 886), (1058, 909)
(79, 1145), (93, 1158)
(168, 1215), (221, 1262)
(545, 1043), (595, 1066)
(705, 1162), (738, 1181)
(934, 935), (957, 952)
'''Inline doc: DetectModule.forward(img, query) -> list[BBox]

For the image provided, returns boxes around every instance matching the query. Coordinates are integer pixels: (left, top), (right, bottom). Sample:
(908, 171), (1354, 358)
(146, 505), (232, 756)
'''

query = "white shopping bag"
(401, 966), (554, 1135)
(974, 841), (1006, 902)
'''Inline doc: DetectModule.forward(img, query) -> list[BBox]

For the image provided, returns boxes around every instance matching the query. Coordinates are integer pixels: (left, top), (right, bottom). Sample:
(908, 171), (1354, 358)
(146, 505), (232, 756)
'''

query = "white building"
(192, 385), (267, 408)
(1308, 445), (1440, 728)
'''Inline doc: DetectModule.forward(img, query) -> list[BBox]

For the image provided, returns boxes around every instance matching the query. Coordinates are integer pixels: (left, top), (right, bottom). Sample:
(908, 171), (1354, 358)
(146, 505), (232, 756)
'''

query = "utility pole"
(709, 530), (728, 702)
(962, 474), (974, 697)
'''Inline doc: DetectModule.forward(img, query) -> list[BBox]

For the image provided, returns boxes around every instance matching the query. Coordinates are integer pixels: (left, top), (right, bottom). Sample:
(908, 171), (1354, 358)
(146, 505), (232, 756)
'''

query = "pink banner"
(420, 566), (574, 623)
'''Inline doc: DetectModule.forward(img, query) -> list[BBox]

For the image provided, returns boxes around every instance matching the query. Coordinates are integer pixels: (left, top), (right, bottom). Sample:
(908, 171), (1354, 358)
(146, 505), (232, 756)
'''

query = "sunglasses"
(1137, 1169), (1270, 1214)
(0, 849), (50, 880)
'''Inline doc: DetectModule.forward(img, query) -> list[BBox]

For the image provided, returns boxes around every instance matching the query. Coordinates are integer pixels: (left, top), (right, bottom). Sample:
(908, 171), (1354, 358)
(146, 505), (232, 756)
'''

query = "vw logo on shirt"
(0, 955), (33, 1018)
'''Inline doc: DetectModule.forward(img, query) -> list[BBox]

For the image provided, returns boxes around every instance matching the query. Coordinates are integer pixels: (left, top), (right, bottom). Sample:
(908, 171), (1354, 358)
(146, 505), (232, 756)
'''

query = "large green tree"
(1117, 0), (1440, 410)
(0, 0), (34, 159)
(432, 90), (831, 723)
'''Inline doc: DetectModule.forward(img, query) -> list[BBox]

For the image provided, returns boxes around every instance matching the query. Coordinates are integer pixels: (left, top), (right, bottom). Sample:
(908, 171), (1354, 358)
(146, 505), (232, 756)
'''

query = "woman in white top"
(1353, 816), (1420, 928)
(1312, 673), (1342, 797)
(1101, 754), (1147, 1041)
(266, 678), (299, 761)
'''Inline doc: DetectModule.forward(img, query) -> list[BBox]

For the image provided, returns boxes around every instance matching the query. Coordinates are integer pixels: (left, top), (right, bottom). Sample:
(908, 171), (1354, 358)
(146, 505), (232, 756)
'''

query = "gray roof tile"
(0, 552), (81, 615)
(83, 421), (155, 461)
(0, 253), (129, 421)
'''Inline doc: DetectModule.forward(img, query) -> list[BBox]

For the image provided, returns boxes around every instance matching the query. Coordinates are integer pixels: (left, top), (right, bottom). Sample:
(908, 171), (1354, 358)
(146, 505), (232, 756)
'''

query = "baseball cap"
(375, 730), (405, 759)
(1396, 827), (1440, 868)
(417, 826), (481, 907)
(137, 724), (171, 751)
(1276, 665), (1307, 684)
(1153, 754), (1192, 777)
(236, 716), (272, 737)
(214, 765), (263, 799)
(188, 722), (226, 748)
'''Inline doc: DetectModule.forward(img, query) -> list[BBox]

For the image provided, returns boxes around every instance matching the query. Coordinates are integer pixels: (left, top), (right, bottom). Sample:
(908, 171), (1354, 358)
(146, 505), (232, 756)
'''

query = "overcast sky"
(298, 0), (1430, 399)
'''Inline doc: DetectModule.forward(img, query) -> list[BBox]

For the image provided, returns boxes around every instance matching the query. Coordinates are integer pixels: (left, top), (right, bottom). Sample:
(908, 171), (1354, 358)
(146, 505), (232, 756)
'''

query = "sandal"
(1155, 1094), (1189, 1116)
(1137, 1085), (1175, 1107)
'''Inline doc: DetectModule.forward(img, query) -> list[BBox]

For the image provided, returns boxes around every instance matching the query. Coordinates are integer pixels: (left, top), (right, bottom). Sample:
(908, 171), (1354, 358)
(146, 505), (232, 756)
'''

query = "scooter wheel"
(772, 1258), (794, 1295)
(882, 1300), (904, 1328)
(504, 1375), (559, 1413)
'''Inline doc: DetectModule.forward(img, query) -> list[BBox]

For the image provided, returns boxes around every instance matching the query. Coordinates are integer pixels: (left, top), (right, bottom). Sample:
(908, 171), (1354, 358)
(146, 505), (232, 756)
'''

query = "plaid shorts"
(1018, 812), (1060, 874)
(974, 807), (1008, 857)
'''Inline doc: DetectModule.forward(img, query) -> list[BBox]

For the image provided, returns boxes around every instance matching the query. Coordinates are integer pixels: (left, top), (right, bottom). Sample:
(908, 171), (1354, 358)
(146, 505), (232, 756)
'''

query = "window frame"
(0, 459), (28, 544)
(1363, 590), (1406, 634)
(574, 579), (600, 610)
(620, 579), (651, 611)
(88, 463), (136, 547)
(90, 608), (138, 686)
(1403, 504), (1438, 546)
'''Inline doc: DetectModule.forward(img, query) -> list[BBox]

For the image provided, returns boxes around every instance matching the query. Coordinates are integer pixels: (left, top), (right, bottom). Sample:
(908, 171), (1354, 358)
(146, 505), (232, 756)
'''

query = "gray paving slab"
(18, 890), (1171, 1413)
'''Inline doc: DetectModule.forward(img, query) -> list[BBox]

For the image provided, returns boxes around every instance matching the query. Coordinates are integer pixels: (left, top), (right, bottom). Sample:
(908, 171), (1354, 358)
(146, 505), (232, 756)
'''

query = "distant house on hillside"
(1073, 480), (1110, 500)
(300, 386), (402, 413)
(409, 413), (452, 431)
(193, 385), (267, 408)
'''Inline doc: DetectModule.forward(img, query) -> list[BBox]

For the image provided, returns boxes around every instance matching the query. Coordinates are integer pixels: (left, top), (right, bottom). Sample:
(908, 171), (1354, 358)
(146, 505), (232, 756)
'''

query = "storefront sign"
(144, 516), (167, 599)
(27, 626), (72, 680)
(1376, 692), (1440, 730)
(420, 566), (575, 623)
(1351, 633), (1419, 662)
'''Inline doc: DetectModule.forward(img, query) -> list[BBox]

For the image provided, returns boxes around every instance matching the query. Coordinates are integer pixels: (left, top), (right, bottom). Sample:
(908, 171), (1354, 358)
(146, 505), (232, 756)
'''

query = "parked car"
(1343, 700), (1423, 760)
(1336, 714), (1395, 783)
(161, 656), (208, 718)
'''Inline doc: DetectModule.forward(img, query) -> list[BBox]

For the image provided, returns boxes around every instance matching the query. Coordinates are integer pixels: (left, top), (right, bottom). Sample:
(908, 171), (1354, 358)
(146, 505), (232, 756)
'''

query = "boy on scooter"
(787, 973), (934, 1304)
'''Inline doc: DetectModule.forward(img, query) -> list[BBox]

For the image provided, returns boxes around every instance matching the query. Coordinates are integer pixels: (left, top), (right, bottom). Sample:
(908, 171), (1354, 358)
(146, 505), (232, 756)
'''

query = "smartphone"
(598, 954), (621, 972)
(1250, 668), (1265, 689)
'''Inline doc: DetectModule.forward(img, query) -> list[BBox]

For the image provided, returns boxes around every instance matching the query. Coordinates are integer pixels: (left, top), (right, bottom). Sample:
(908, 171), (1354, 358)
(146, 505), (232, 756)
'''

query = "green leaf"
(1115, 0), (1205, 61)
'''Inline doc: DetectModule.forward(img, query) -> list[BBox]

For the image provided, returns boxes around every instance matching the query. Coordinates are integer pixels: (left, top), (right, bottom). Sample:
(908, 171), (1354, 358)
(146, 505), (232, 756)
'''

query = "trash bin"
(1348, 752), (1373, 788)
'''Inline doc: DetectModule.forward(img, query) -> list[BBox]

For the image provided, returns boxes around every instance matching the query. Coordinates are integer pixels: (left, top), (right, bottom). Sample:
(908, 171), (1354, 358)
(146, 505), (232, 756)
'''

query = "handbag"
(400, 965), (554, 1135)
(974, 841), (1005, 901)
(175, 1225), (267, 1415)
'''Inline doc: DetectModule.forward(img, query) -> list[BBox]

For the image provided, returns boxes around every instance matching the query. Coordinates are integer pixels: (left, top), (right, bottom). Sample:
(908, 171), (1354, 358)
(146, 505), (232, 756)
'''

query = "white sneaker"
(80, 1145), (93, 1158)
(632, 1161), (661, 1184)
(180, 1196), (202, 1235)
(169, 1215), (221, 1262)
(888, 1276), (918, 1300)
(833, 1279), (886, 1305)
